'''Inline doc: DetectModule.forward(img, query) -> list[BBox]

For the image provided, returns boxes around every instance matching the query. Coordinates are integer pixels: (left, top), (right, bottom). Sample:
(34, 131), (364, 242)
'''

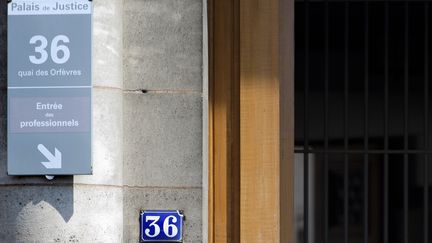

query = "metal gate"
(295, 1), (432, 242)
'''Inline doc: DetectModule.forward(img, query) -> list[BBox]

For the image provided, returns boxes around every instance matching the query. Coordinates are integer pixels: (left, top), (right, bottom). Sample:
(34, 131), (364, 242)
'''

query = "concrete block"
(74, 88), (123, 186)
(124, 0), (202, 91)
(0, 185), (123, 242)
(93, 0), (123, 89)
(123, 187), (202, 243)
(123, 93), (202, 187)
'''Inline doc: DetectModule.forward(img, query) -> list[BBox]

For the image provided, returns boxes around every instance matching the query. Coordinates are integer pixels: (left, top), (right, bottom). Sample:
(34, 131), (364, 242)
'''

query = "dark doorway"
(295, 1), (432, 243)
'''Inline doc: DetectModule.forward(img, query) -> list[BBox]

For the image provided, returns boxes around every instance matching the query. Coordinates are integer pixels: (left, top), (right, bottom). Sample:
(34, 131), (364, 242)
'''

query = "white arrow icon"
(38, 144), (62, 169)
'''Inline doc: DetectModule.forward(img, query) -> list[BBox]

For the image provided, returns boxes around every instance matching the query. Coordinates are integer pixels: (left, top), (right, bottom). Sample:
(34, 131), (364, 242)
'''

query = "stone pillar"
(0, 0), (124, 242)
(122, 0), (203, 242)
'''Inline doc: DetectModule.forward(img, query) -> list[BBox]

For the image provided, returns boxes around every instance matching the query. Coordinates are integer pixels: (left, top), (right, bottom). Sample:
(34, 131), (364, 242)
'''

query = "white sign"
(7, 0), (93, 175)
(8, 0), (92, 15)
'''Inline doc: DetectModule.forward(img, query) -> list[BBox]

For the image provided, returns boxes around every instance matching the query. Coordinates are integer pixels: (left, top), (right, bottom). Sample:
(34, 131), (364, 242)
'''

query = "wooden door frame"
(208, 0), (294, 242)
(208, 0), (240, 242)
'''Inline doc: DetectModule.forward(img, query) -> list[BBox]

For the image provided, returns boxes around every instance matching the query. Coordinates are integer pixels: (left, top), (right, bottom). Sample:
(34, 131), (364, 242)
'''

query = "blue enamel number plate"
(140, 210), (184, 242)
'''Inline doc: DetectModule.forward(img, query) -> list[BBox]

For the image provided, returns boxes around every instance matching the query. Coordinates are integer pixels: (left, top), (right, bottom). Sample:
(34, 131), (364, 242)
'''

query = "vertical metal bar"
(404, 3), (409, 243)
(304, 1), (309, 242)
(425, 3), (429, 243)
(384, 3), (389, 243)
(344, 2), (349, 243)
(324, 1), (329, 243)
(364, 3), (369, 243)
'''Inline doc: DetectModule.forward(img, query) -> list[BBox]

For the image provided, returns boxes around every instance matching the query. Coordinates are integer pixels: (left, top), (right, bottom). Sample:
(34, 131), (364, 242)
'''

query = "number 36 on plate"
(140, 210), (184, 242)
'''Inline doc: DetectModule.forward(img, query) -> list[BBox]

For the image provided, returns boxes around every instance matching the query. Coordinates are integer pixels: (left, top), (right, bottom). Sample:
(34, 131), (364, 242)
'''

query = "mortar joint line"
(123, 89), (202, 95)
(0, 183), (202, 190)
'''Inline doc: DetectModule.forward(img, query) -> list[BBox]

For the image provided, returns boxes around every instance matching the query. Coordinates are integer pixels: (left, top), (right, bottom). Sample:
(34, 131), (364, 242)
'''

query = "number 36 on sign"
(140, 210), (184, 242)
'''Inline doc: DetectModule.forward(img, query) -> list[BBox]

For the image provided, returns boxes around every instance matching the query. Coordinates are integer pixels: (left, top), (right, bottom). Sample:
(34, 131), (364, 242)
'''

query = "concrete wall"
(0, 0), (124, 242)
(122, 0), (203, 242)
(0, 0), (204, 241)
